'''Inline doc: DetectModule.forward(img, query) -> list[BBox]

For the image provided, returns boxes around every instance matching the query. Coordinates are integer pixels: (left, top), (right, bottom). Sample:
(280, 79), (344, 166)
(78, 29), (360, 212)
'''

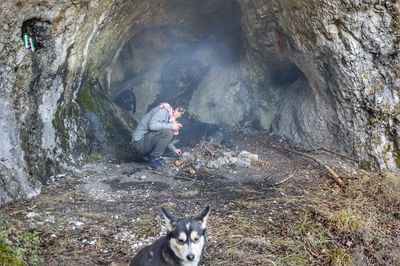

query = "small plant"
(18, 230), (44, 266)
(0, 229), (44, 266)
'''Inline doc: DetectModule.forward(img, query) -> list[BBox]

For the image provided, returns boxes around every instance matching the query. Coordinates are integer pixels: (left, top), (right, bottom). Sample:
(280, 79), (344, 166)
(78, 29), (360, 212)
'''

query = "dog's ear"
(196, 205), (210, 229)
(162, 207), (176, 232)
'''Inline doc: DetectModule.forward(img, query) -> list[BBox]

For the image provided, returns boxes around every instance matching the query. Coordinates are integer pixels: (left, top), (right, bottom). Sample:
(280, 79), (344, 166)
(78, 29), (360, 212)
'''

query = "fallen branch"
(273, 145), (345, 186)
(323, 164), (345, 186)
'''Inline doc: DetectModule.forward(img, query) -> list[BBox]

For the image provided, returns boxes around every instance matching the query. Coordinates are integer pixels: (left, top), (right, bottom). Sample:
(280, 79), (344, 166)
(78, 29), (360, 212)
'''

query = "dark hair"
(169, 99), (185, 110)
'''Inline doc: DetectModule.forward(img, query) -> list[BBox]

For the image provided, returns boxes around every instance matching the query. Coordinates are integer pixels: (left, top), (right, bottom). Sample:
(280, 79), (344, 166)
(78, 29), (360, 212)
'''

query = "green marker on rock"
(23, 34), (30, 49)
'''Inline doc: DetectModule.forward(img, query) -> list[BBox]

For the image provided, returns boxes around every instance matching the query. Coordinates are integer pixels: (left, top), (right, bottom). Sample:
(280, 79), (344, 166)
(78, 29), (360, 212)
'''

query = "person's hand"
(172, 121), (182, 131)
(174, 149), (182, 157)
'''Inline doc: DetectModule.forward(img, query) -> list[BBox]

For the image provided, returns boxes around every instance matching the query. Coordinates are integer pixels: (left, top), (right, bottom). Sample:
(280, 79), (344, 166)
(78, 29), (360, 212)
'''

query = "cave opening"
(109, 0), (247, 148)
(82, 0), (313, 162)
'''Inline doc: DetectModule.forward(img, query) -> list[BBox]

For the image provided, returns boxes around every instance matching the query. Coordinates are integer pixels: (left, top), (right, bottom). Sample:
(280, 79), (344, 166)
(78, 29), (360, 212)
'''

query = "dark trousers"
(132, 129), (173, 157)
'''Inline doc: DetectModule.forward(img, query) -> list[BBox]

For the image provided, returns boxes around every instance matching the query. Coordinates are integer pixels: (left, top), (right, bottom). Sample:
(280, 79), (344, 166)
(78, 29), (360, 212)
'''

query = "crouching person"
(132, 102), (185, 168)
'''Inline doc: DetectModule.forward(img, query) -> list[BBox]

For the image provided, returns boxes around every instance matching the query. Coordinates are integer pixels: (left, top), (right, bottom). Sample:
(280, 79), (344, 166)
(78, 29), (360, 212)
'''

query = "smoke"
(110, 0), (244, 109)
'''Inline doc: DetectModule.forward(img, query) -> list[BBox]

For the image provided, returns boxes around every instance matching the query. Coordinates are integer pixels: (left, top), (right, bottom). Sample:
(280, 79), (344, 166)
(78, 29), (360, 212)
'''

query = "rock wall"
(239, 0), (400, 169)
(0, 0), (399, 205)
(0, 0), (116, 205)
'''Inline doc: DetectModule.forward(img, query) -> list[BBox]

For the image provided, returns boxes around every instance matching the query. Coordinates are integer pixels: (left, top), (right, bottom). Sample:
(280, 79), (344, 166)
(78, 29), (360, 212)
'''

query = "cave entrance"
(84, 0), (314, 162)
(109, 0), (244, 147)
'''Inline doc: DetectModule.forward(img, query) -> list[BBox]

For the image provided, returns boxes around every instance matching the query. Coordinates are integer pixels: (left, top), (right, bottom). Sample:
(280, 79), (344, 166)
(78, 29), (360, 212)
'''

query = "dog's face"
(162, 206), (210, 265)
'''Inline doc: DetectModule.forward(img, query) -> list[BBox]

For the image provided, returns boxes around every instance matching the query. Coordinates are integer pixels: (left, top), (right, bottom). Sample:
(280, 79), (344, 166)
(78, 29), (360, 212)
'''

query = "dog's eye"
(177, 239), (185, 245)
(193, 236), (200, 242)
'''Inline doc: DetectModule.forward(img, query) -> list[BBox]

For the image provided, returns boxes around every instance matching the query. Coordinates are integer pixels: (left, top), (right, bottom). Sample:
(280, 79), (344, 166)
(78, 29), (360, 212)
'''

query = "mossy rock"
(78, 83), (97, 113)
(359, 160), (373, 170)
(394, 154), (400, 168)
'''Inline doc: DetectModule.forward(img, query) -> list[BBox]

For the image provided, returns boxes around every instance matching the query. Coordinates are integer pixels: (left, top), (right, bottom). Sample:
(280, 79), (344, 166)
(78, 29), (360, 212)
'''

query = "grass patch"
(132, 217), (159, 239)
(325, 210), (364, 233)
(286, 213), (357, 265)
(277, 255), (308, 266)
(83, 152), (105, 163)
(327, 247), (353, 266)
(380, 172), (400, 208)
(289, 214), (330, 249)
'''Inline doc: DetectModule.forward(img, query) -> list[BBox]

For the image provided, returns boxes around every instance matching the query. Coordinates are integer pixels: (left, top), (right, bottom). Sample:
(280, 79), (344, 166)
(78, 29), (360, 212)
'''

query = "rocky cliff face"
(0, 0), (399, 205)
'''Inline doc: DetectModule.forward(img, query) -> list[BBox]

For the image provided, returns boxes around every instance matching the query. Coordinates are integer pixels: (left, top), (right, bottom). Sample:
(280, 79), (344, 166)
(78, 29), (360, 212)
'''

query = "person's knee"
(159, 129), (173, 139)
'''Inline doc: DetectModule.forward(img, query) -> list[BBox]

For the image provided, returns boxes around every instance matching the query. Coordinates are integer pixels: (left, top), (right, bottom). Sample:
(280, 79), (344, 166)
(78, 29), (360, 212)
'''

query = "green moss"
(0, 235), (24, 266)
(395, 154), (400, 168)
(78, 83), (97, 113)
(0, 230), (43, 266)
(359, 160), (372, 170)
(53, 100), (82, 151)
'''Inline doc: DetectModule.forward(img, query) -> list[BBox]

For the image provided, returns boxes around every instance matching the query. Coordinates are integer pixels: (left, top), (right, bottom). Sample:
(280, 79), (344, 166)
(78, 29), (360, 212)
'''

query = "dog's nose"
(187, 254), (195, 261)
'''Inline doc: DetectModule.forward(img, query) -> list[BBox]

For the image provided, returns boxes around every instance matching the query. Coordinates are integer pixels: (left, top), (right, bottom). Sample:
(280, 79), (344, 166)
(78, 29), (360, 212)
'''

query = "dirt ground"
(1, 130), (400, 265)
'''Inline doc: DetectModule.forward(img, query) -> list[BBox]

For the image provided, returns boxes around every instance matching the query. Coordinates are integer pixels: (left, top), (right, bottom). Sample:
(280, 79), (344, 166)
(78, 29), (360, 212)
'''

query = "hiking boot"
(149, 156), (164, 169)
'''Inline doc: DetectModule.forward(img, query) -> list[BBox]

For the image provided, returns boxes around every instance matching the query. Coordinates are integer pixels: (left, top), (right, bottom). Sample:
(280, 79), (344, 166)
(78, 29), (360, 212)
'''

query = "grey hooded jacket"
(131, 106), (177, 152)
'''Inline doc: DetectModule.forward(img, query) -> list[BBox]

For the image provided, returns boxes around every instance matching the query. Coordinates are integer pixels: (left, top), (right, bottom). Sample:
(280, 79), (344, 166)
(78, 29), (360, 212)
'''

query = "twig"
(273, 169), (298, 186)
(306, 147), (358, 165)
(376, 228), (396, 246)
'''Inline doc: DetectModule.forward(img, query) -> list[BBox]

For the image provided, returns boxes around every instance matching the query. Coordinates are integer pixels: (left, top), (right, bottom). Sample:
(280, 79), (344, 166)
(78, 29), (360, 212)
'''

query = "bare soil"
(1, 130), (399, 265)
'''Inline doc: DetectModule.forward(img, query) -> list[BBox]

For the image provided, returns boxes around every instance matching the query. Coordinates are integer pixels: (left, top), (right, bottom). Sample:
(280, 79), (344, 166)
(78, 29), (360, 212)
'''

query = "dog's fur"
(129, 206), (210, 266)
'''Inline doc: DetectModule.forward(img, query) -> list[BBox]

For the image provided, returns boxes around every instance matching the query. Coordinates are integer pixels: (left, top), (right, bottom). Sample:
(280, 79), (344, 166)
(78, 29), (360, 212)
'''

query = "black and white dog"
(129, 206), (210, 266)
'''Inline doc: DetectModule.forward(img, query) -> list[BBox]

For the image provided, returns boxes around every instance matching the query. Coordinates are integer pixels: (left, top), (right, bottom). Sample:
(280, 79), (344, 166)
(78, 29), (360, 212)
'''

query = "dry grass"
(380, 172), (400, 208)
(204, 169), (400, 266)
(132, 216), (159, 239)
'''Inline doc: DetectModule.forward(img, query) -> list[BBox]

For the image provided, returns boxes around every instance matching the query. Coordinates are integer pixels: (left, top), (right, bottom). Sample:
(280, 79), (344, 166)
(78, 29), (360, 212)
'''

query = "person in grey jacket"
(132, 102), (184, 168)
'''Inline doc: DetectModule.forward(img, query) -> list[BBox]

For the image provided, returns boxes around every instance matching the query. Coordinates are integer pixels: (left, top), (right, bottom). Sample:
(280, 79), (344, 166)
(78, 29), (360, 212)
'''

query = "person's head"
(169, 99), (185, 118)
(173, 106), (185, 119)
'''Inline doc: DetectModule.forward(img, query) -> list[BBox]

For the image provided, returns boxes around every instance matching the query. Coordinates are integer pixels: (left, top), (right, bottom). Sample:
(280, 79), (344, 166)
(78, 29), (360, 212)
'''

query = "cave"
(1, 0), (399, 209)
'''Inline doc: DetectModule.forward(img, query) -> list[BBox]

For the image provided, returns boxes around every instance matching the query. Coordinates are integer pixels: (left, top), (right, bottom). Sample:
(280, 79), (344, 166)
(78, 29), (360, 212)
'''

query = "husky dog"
(130, 206), (210, 266)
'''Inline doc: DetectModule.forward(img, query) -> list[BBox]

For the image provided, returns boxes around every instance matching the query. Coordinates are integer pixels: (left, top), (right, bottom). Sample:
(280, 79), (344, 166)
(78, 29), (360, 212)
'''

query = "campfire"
(167, 139), (259, 175)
